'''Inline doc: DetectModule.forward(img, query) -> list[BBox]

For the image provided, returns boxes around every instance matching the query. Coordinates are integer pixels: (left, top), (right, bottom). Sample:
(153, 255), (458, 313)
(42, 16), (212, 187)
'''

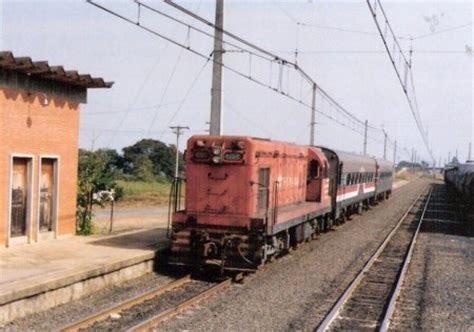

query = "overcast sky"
(1, 0), (472, 164)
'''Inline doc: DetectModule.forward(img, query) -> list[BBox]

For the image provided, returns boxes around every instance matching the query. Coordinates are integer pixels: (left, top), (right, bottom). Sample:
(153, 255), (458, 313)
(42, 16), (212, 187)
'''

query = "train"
(169, 135), (394, 273)
(444, 162), (474, 201)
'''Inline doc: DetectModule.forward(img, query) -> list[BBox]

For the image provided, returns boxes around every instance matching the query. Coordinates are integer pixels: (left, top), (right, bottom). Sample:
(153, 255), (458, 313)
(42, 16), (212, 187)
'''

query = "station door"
(11, 158), (30, 237)
(39, 159), (55, 232)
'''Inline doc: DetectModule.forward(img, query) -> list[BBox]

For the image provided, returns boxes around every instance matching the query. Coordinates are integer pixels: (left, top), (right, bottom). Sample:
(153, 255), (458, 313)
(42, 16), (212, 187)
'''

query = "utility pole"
(383, 129), (387, 160)
(363, 120), (368, 155)
(393, 140), (397, 165)
(209, 0), (224, 135)
(448, 151), (451, 164)
(468, 142), (472, 161)
(310, 83), (317, 146)
(170, 126), (189, 178)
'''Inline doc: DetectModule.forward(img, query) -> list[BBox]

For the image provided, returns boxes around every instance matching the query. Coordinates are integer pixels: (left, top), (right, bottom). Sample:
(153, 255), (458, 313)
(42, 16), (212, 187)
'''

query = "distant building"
(0, 51), (112, 247)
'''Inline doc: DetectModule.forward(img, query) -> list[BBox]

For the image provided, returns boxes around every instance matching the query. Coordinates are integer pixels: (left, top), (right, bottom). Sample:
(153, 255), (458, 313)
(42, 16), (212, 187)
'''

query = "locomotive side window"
(308, 160), (319, 179)
(257, 168), (270, 212)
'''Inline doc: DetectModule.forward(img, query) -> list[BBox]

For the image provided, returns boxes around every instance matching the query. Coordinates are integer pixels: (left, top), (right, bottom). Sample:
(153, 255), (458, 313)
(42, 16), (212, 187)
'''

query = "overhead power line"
(88, 0), (397, 156)
(412, 22), (472, 40)
(366, 0), (435, 165)
(163, 0), (376, 131)
(146, 45), (185, 136)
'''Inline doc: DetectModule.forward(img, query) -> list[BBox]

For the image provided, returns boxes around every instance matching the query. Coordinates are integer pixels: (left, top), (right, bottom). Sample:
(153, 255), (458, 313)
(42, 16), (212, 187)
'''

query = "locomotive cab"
(306, 148), (328, 202)
(170, 136), (334, 273)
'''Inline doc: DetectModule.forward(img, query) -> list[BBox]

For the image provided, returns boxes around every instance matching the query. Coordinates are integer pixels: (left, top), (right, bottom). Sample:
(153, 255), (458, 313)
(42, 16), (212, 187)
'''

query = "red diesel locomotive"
(169, 135), (393, 272)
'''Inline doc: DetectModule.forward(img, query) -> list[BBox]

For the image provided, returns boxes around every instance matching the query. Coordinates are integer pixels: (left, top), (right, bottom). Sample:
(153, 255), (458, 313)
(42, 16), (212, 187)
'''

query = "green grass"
(117, 180), (172, 196)
(116, 180), (184, 207)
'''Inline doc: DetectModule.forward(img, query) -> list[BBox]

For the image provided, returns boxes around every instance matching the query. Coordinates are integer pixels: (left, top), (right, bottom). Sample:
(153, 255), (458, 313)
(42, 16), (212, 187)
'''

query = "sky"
(1, 0), (472, 165)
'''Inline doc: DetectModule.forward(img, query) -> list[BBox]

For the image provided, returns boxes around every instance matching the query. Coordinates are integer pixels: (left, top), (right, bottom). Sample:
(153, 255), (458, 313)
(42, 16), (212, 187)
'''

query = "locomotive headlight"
(212, 147), (222, 156)
(212, 156), (221, 164)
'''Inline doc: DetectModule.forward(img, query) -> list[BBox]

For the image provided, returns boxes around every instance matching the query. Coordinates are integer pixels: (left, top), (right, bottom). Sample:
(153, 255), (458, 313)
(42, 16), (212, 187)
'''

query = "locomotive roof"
(189, 135), (307, 148)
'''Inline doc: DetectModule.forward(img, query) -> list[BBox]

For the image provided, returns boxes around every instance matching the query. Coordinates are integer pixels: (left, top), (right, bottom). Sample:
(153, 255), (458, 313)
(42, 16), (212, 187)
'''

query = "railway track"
(316, 185), (433, 331)
(57, 182), (420, 332)
(389, 182), (473, 330)
(59, 275), (231, 332)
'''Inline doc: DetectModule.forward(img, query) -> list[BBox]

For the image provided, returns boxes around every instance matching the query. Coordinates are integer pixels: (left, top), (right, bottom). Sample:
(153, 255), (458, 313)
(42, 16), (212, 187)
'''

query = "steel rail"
(59, 275), (192, 332)
(380, 186), (433, 331)
(316, 184), (430, 332)
(127, 278), (232, 332)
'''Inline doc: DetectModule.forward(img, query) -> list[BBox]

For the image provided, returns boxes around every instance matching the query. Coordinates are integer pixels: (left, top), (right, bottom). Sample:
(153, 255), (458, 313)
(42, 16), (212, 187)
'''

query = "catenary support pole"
(310, 83), (317, 146)
(363, 120), (368, 155)
(393, 140), (397, 165)
(383, 130), (387, 160)
(468, 142), (471, 161)
(209, 0), (224, 135)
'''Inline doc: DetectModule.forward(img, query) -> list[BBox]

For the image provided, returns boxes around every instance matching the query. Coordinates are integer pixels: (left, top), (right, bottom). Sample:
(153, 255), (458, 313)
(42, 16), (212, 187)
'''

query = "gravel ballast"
(390, 183), (474, 331)
(160, 180), (429, 331)
(2, 180), (446, 331)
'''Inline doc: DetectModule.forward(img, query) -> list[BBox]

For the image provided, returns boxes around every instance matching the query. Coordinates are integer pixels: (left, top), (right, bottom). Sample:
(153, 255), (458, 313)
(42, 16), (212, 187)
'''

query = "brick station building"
(0, 51), (112, 247)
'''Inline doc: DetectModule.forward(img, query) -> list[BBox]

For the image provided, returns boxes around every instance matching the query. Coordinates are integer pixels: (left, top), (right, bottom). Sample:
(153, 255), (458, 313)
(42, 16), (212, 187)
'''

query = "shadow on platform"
(89, 227), (169, 250)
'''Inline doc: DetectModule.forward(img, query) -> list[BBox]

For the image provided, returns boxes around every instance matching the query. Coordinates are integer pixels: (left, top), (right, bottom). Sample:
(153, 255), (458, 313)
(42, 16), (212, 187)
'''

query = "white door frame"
(7, 154), (35, 247)
(37, 155), (60, 240)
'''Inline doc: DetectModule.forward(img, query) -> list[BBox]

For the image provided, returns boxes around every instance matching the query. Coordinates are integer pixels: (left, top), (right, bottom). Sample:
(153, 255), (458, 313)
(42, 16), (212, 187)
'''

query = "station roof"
(0, 51), (113, 89)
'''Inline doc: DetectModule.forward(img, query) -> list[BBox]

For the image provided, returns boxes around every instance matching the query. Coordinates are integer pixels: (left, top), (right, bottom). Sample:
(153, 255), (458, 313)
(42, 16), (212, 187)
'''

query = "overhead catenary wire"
(412, 22), (472, 40)
(158, 58), (211, 140)
(105, 44), (169, 146)
(162, 0), (380, 131)
(146, 45), (185, 136)
(88, 0), (404, 158)
(366, 0), (435, 165)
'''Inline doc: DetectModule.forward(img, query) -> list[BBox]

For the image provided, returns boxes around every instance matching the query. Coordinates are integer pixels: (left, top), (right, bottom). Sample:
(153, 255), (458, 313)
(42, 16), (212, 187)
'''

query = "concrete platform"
(0, 228), (168, 324)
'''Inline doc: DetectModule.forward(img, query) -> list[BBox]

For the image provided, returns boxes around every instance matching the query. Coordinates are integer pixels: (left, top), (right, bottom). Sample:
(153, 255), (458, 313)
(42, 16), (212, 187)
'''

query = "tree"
(76, 150), (123, 235)
(95, 148), (124, 174)
(122, 139), (183, 180)
(132, 155), (155, 182)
